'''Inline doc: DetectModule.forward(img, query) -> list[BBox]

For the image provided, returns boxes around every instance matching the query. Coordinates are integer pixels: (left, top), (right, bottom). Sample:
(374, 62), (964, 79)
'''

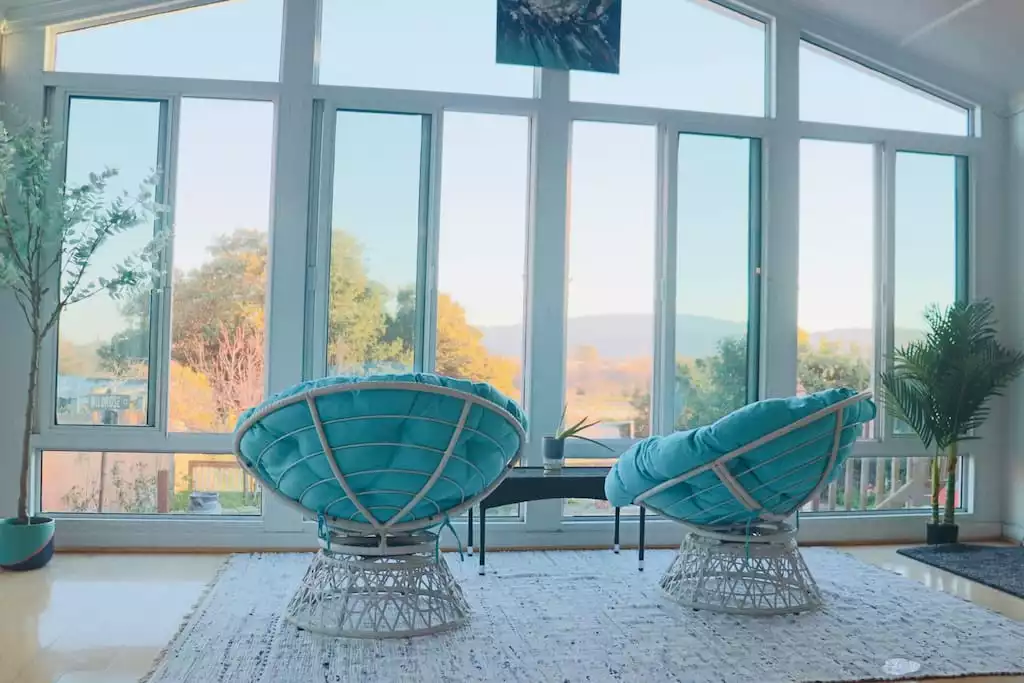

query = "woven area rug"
(144, 549), (1024, 683)
(897, 544), (1024, 599)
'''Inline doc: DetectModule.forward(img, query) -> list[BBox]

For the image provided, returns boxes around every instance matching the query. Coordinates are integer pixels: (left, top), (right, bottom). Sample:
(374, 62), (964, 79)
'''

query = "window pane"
(801, 456), (963, 514)
(676, 135), (755, 429)
(326, 112), (424, 375)
(438, 113), (529, 402)
(571, 0), (765, 116)
(41, 451), (261, 516)
(798, 141), (873, 398)
(319, 1), (534, 96)
(893, 152), (964, 437)
(169, 99), (274, 432)
(57, 98), (163, 427)
(895, 152), (960, 332)
(800, 42), (968, 136)
(569, 122), (656, 440)
(54, 0), (283, 81)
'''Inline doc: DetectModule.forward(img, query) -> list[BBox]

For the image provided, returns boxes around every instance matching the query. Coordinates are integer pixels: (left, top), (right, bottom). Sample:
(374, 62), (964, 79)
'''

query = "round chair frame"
(233, 381), (526, 638)
(634, 391), (873, 616)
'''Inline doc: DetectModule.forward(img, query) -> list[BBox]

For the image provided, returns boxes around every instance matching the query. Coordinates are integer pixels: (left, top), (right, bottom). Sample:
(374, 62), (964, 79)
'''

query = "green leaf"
(883, 299), (1024, 449)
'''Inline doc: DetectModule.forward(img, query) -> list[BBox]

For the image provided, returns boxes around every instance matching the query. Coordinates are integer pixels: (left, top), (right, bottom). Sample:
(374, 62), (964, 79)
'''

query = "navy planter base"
(0, 516), (56, 571)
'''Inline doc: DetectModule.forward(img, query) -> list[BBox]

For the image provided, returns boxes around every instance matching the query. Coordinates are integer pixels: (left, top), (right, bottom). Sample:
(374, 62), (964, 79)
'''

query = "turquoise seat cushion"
(605, 388), (876, 526)
(235, 374), (527, 526)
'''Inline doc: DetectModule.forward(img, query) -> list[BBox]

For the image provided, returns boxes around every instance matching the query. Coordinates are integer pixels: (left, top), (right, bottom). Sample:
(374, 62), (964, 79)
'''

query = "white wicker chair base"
(660, 530), (822, 615)
(285, 548), (470, 638)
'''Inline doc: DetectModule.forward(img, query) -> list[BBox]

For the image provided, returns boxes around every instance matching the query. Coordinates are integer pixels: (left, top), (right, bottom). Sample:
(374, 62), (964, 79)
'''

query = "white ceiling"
(788, 0), (1024, 104)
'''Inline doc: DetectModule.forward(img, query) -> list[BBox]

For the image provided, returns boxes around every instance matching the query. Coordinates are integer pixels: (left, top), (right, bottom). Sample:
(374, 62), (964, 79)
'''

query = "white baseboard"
(50, 512), (1006, 552)
(1002, 522), (1024, 542)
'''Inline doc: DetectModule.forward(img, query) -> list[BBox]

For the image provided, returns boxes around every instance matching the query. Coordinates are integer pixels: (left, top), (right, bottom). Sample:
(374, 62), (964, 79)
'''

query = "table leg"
(478, 507), (486, 576)
(467, 506), (474, 556)
(613, 507), (621, 553)
(638, 506), (646, 572)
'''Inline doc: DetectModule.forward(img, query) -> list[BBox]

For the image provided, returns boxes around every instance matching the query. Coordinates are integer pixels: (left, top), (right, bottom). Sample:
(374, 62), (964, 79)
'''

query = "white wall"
(1005, 106), (1024, 541)
(0, 29), (46, 518)
(967, 107), (1014, 537)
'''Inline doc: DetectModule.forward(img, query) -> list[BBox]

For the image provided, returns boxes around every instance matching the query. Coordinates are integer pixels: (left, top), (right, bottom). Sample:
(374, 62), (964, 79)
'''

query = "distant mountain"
(479, 315), (923, 361)
(479, 314), (746, 359)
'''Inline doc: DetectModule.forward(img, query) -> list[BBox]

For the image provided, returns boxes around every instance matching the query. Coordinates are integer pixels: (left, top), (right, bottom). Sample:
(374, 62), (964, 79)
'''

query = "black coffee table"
(466, 466), (646, 574)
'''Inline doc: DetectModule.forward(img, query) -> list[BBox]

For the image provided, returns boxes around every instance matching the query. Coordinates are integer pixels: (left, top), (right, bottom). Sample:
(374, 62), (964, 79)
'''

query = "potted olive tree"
(0, 114), (167, 570)
(881, 301), (1024, 545)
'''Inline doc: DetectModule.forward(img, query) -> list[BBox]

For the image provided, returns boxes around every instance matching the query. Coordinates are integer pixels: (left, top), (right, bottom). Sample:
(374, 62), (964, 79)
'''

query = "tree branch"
(0, 197), (36, 292)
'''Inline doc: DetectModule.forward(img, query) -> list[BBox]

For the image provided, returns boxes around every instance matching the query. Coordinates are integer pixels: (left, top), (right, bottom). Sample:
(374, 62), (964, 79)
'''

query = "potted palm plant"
(543, 406), (614, 471)
(881, 300), (1024, 545)
(0, 113), (167, 570)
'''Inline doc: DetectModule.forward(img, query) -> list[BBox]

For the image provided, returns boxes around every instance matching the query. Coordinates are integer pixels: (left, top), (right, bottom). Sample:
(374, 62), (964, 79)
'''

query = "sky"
(53, 0), (966, 355)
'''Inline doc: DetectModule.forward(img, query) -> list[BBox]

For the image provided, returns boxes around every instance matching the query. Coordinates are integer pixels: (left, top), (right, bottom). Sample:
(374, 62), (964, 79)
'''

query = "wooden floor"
(0, 547), (1021, 683)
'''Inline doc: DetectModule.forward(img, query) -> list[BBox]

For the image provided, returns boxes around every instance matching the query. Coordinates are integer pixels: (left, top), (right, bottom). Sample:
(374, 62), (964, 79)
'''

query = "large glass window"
(41, 451), (260, 516)
(168, 99), (274, 433)
(800, 41), (969, 136)
(797, 140), (874, 397)
(53, 0), (283, 81)
(675, 134), (759, 429)
(567, 122), (656, 440)
(319, 1), (534, 97)
(326, 112), (425, 375)
(437, 113), (530, 401)
(56, 98), (164, 427)
(571, 0), (766, 116)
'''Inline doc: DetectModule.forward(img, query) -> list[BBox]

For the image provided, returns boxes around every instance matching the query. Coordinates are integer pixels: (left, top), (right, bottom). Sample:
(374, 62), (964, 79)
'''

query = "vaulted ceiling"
(788, 0), (1024, 104)
(3, 0), (1022, 105)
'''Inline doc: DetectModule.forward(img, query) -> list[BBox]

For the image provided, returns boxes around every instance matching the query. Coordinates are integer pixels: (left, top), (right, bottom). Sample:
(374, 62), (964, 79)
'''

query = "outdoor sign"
(88, 394), (132, 411)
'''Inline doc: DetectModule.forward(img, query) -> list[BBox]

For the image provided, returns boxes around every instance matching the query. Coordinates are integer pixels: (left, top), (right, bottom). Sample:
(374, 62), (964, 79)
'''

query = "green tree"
(324, 231), (407, 372)
(172, 228), (267, 360)
(631, 334), (872, 432)
(797, 339), (871, 393)
(677, 336), (749, 429)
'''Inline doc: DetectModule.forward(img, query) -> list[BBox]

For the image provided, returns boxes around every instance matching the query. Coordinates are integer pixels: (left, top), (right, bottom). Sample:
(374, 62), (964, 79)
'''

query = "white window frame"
(0, 0), (1004, 549)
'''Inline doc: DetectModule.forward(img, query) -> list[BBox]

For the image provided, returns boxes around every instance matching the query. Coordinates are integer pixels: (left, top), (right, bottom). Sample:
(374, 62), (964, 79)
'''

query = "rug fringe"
(138, 555), (233, 683)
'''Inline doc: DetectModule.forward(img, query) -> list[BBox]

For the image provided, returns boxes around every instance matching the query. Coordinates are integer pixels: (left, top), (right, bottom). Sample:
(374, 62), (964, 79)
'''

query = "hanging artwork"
(496, 0), (623, 74)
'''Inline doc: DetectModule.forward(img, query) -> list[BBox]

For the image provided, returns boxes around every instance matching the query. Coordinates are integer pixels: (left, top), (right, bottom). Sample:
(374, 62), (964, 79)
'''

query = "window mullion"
(761, 17), (799, 400)
(653, 123), (679, 436)
(37, 87), (70, 435)
(417, 111), (442, 373)
(877, 143), (897, 441)
(304, 99), (332, 380)
(747, 139), (764, 403)
(524, 68), (570, 468)
(261, 0), (317, 533)
(152, 95), (180, 434)
(955, 155), (971, 302)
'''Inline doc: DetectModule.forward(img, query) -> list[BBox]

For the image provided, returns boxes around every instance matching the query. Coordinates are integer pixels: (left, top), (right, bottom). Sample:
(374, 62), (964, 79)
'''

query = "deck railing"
(802, 455), (960, 514)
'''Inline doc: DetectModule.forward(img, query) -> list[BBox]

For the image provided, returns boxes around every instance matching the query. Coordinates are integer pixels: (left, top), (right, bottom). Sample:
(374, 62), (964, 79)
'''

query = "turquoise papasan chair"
(605, 388), (875, 615)
(234, 373), (527, 638)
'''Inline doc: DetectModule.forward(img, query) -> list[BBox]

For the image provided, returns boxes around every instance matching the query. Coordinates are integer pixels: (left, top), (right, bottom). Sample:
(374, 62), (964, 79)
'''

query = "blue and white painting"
(496, 0), (623, 74)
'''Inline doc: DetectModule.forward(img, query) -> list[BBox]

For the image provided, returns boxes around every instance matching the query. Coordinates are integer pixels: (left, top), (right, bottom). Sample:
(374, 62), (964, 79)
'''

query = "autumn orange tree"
(103, 227), (520, 427)
(388, 289), (519, 397)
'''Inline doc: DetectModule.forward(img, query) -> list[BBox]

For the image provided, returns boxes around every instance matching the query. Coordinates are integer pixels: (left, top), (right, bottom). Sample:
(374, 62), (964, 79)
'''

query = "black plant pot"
(542, 437), (565, 471)
(926, 522), (959, 545)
